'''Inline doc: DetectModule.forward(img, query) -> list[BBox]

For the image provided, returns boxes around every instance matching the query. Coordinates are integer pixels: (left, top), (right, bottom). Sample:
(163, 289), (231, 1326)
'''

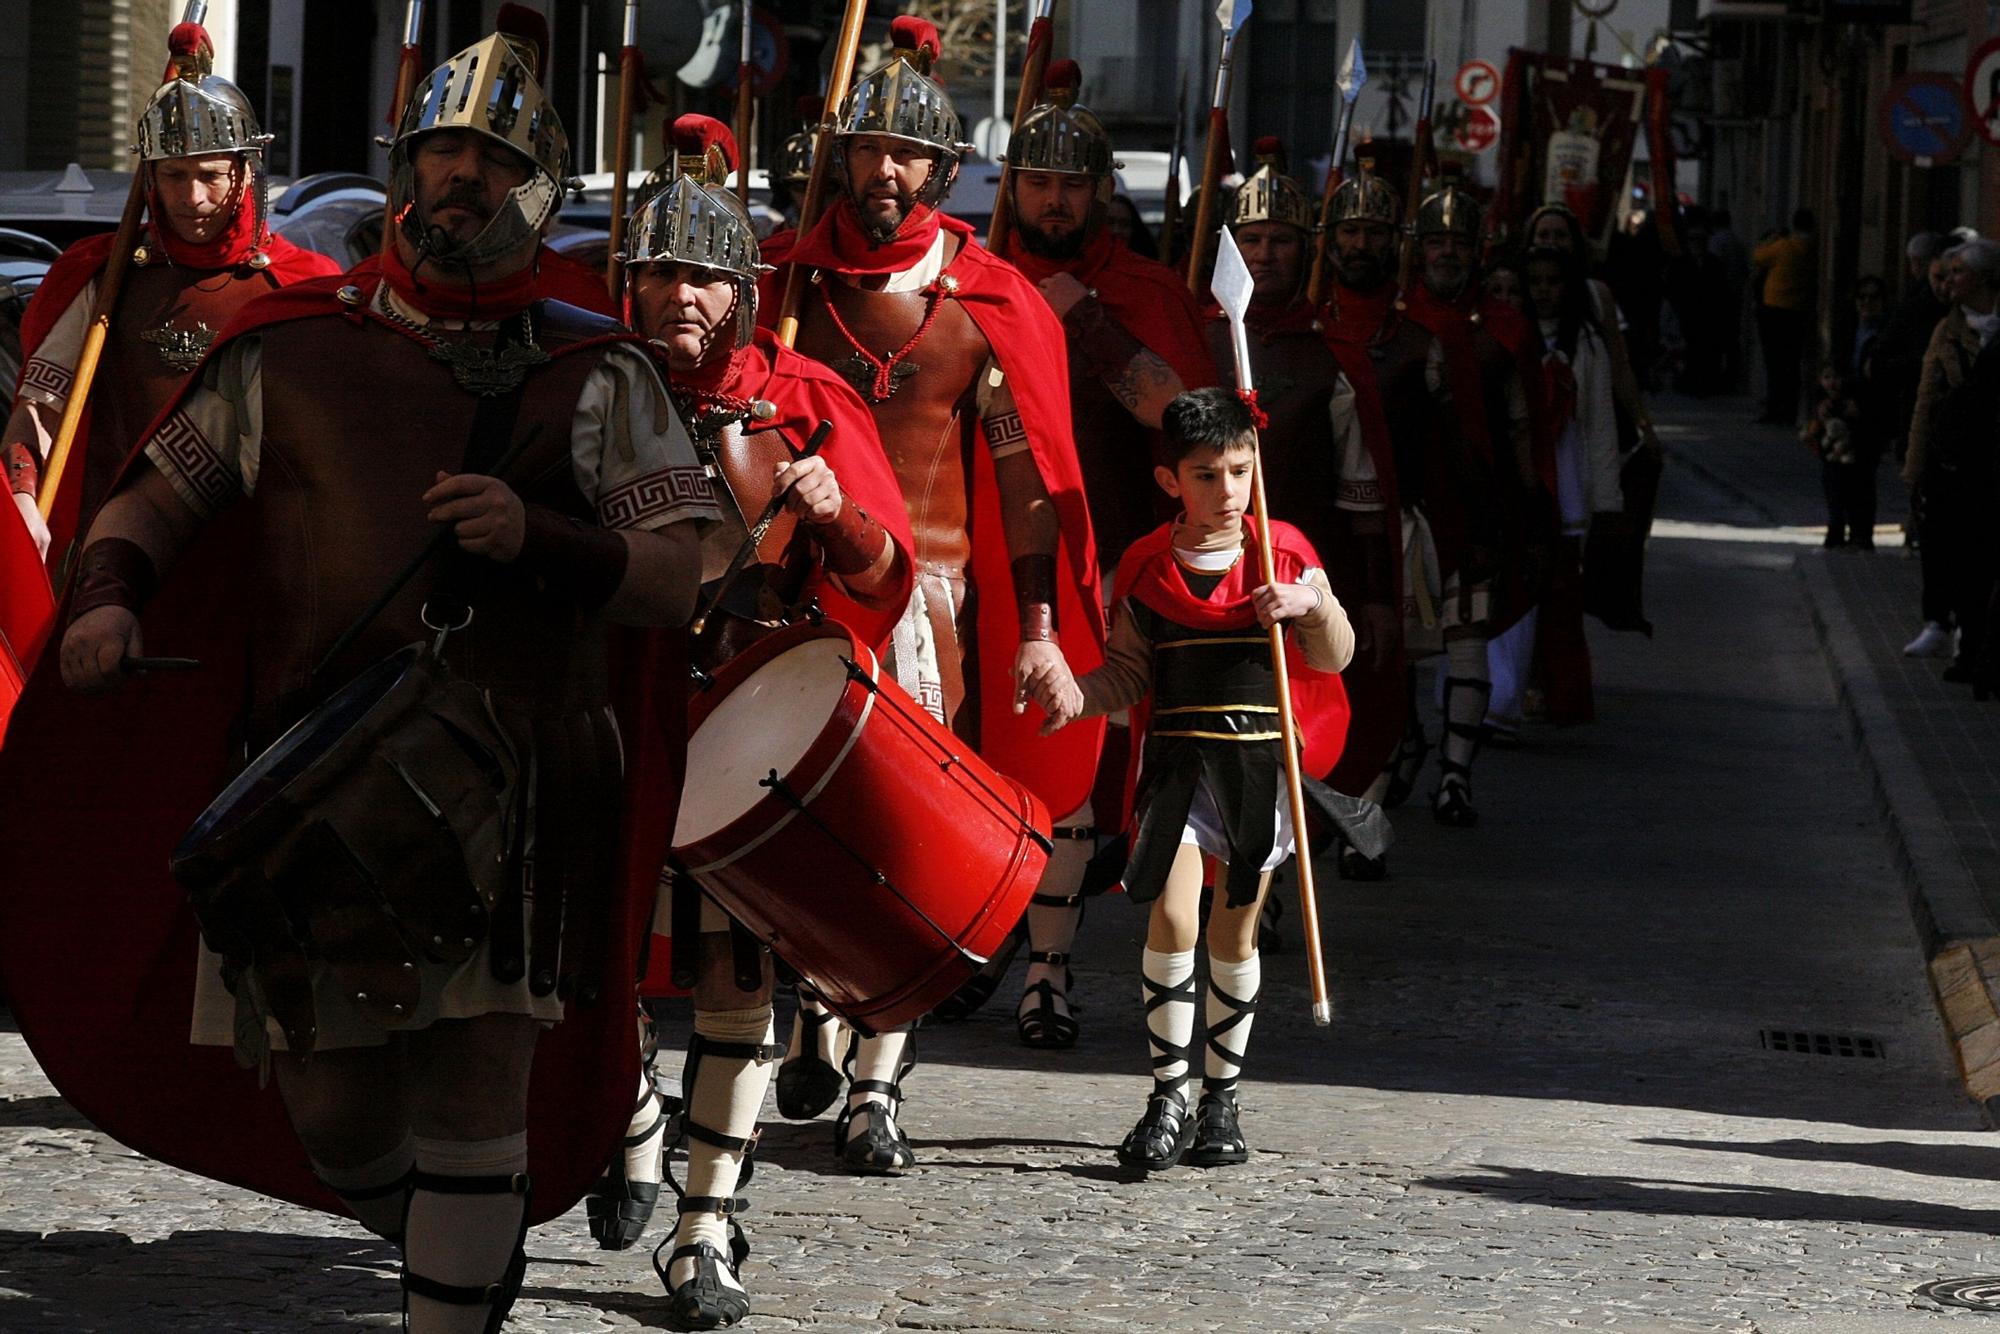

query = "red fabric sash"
(1323, 281), (1399, 346)
(379, 237), (541, 321)
(1007, 227), (1219, 389)
(785, 199), (942, 276)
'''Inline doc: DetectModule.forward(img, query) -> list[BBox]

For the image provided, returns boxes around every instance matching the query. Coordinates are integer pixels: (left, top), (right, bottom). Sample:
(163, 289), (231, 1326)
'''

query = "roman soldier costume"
(4, 23), (337, 565)
(0, 30), (717, 1334)
(757, 16), (1105, 1171)
(588, 114), (915, 1332)
(975, 58), (1216, 1049)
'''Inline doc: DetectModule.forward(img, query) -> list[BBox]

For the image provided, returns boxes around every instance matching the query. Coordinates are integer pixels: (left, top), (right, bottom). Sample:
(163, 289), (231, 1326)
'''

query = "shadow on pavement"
(1638, 1136), (2000, 1183)
(1420, 1164), (2000, 1234)
(0, 1096), (89, 1131)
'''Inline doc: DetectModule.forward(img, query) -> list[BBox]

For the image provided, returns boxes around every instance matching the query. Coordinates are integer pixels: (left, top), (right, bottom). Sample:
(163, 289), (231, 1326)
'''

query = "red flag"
(0, 507), (55, 743)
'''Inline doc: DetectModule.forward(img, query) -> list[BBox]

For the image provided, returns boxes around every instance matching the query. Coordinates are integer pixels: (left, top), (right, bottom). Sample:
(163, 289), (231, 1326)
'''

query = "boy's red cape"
(0, 275), (685, 1228)
(762, 204), (1108, 818)
(1114, 519), (1351, 825)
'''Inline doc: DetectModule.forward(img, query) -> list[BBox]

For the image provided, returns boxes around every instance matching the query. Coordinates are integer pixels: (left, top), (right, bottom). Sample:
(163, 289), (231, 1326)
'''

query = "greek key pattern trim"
(985, 410), (1028, 458)
(599, 465), (717, 529)
(150, 409), (238, 513)
(1335, 479), (1384, 510)
(18, 358), (73, 405)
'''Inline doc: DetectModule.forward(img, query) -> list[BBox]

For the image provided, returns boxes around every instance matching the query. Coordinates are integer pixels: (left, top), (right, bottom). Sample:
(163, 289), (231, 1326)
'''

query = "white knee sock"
(404, 1133), (529, 1334)
(622, 1070), (665, 1187)
(1203, 952), (1261, 1096)
(1141, 947), (1197, 1098)
(311, 1136), (414, 1243)
(845, 1026), (913, 1134)
(669, 1005), (778, 1294)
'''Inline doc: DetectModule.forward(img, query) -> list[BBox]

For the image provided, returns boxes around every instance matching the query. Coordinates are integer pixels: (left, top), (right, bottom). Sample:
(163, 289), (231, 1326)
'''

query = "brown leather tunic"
(90, 256), (278, 522)
(787, 241), (994, 737)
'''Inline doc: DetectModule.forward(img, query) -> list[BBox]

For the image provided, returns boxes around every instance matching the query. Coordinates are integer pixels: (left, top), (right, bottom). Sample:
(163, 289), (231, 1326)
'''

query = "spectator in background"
(1104, 193), (1158, 260)
(1752, 208), (1817, 425)
(1708, 208), (1751, 391)
(1876, 232), (1953, 656)
(1606, 208), (1666, 389)
(1904, 238), (2000, 695)
(1668, 208), (1732, 396)
(1801, 361), (1874, 550)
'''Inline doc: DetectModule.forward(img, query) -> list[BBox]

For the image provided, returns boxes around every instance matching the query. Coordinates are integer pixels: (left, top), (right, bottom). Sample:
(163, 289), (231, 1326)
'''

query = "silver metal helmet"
(777, 96), (821, 192)
(1329, 156), (1400, 228)
(1228, 137), (1313, 234)
(387, 31), (573, 269)
(834, 16), (971, 209)
(1415, 182), (1482, 240)
(132, 30), (275, 261)
(1004, 61), (1117, 180)
(624, 117), (769, 351)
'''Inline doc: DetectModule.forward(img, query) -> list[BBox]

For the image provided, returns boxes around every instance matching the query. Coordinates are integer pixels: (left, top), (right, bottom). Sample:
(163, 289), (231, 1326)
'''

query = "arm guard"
(1012, 553), (1058, 641)
(69, 538), (158, 623)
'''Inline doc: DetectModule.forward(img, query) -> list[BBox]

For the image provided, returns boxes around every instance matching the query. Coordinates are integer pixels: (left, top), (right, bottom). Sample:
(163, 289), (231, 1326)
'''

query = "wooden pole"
(380, 0), (427, 250)
(734, 0), (755, 207)
(1391, 61), (1437, 305)
(1305, 43), (1364, 307)
(984, 0), (1057, 256)
(37, 1), (209, 524)
(606, 0), (642, 301)
(774, 0), (868, 349)
(1182, 22), (1241, 295)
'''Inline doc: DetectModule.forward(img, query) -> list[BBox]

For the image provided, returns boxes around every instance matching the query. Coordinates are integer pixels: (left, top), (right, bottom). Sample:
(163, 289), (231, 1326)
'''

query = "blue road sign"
(1880, 73), (1971, 163)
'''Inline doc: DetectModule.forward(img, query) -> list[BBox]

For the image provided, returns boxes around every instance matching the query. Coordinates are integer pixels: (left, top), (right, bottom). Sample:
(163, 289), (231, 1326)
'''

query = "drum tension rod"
(838, 656), (877, 693)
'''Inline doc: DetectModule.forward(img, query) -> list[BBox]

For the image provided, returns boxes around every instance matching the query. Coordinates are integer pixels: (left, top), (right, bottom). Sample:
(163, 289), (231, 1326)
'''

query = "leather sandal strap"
(696, 1039), (787, 1062)
(322, 1169), (411, 1203)
(847, 1078), (902, 1101)
(403, 1269), (511, 1306)
(676, 1194), (743, 1216)
(683, 1118), (755, 1154)
(408, 1169), (531, 1196)
(1028, 950), (1068, 966)
(1049, 826), (1097, 841)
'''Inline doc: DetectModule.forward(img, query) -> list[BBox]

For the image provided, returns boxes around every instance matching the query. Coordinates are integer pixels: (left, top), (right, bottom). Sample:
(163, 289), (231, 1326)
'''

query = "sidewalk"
(1658, 395), (2000, 1115)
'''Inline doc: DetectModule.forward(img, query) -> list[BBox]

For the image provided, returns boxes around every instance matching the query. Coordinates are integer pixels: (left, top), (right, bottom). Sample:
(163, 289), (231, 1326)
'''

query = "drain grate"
(1917, 1277), (2000, 1311)
(1759, 1029), (1885, 1058)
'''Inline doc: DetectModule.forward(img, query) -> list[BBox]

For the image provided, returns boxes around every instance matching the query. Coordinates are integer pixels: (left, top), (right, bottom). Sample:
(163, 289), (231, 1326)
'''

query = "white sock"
(405, 1133), (529, 1334)
(844, 1026), (914, 1135)
(1141, 947), (1197, 1098)
(669, 1005), (778, 1294)
(1024, 828), (1090, 998)
(311, 1137), (414, 1243)
(785, 988), (847, 1071)
(1204, 951), (1261, 1095)
(622, 1070), (665, 1187)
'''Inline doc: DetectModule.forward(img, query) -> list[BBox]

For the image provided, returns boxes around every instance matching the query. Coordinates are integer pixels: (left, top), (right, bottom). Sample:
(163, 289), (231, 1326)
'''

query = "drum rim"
(674, 630), (878, 872)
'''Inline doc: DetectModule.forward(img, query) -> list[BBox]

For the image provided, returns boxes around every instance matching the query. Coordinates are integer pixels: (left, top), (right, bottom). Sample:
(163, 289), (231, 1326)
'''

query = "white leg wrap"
(405, 1133), (529, 1334)
(669, 1005), (777, 1294)
(1141, 947), (1198, 1095)
(1203, 952), (1261, 1093)
(311, 1136), (414, 1242)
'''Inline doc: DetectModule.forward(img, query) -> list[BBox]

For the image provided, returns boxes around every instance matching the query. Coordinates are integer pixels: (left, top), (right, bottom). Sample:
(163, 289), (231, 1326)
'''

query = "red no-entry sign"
(1456, 105), (1500, 153)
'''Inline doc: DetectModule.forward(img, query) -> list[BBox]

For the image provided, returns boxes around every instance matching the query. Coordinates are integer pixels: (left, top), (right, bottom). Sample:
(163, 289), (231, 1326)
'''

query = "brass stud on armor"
(336, 285), (364, 307)
(248, 250), (271, 270)
(750, 398), (778, 421)
(354, 992), (369, 1003)
(463, 937), (478, 949)
(132, 246), (151, 266)
(939, 274), (961, 296)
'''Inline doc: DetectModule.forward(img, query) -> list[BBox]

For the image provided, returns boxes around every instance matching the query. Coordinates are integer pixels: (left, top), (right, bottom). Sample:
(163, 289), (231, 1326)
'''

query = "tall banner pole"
(1391, 59), (1437, 307)
(380, 0), (427, 248)
(1305, 40), (1365, 306)
(984, 0), (1057, 255)
(734, 0), (756, 206)
(1183, 0), (1251, 294)
(1212, 228), (1334, 1026)
(775, 0), (869, 348)
(606, 0), (642, 300)
(37, 0), (210, 525)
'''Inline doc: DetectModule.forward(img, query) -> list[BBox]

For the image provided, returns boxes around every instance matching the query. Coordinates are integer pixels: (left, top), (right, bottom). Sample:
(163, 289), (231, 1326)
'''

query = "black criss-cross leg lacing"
(585, 1074), (682, 1250)
(834, 1035), (917, 1175)
(1017, 890), (1085, 1049)
(1379, 681), (1429, 810)
(775, 985), (846, 1120)
(1432, 676), (1492, 828)
(399, 1169), (531, 1334)
(1186, 977), (1260, 1168)
(652, 1032), (784, 1331)
(1115, 970), (1197, 1172)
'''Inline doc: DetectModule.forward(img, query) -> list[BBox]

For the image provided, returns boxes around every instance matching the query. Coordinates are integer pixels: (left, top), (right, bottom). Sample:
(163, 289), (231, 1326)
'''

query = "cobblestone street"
(5, 398), (1999, 1332)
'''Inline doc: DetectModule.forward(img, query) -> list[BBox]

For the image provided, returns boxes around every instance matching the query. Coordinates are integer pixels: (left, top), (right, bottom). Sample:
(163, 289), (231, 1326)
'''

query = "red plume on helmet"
(672, 113), (739, 174)
(496, 2), (551, 82)
(1043, 59), (1082, 94)
(1254, 135), (1285, 165)
(167, 22), (214, 76)
(889, 15), (941, 70)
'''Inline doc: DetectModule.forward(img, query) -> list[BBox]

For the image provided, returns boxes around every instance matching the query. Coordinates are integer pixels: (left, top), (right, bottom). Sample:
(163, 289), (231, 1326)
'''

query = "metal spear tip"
(1338, 39), (1365, 100)
(1313, 1000), (1334, 1027)
(1215, 0), (1252, 33)
(1211, 225), (1255, 327)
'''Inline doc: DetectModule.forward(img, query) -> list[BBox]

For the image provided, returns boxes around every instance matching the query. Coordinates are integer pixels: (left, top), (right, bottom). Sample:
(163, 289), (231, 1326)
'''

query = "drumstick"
(121, 656), (201, 673)
(690, 420), (833, 636)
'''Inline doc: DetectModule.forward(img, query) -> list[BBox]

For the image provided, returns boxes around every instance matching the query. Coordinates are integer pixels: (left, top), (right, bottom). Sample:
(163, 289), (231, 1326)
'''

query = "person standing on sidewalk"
(1752, 209), (1817, 425)
(1903, 238), (2000, 695)
(1876, 232), (1953, 656)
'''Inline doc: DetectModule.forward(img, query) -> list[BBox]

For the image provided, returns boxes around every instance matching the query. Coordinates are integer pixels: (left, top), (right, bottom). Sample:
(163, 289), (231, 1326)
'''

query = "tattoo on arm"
(1107, 347), (1182, 421)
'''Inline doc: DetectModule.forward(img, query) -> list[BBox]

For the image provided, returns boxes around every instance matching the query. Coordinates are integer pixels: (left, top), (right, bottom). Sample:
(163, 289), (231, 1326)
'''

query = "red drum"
(671, 620), (1051, 1032)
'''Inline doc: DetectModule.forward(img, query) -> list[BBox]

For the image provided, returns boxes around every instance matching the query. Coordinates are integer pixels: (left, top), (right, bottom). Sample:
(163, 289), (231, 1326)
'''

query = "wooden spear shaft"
(985, 0), (1057, 256)
(734, 0), (755, 207)
(774, 0), (868, 349)
(38, 0), (208, 524)
(1182, 26), (1239, 295)
(606, 0), (642, 301)
(380, 0), (427, 250)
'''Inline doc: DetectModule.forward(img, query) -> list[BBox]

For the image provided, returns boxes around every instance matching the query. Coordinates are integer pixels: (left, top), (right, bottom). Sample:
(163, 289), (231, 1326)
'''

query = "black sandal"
(774, 988), (847, 1121)
(930, 922), (1024, 1022)
(833, 1038), (917, 1174)
(585, 1081), (679, 1250)
(1115, 1082), (1194, 1172)
(1016, 948), (1079, 1049)
(1185, 1085), (1249, 1167)
(401, 1169), (531, 1334)
(1381, 729), (1430, 809)
(1432, 678), (1489, 828)
(1337, 841), (1389, 881)
(652, 1197), (752, 1332)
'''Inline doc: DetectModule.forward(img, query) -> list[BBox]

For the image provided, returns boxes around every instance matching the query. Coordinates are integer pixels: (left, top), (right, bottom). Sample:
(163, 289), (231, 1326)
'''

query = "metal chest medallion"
(142, 320), (217, 372)
(425, 336), (552, 397)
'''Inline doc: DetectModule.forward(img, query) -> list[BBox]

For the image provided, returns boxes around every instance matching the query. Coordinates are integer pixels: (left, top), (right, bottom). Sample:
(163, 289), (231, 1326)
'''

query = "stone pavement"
(6, 394), (2000, 1331)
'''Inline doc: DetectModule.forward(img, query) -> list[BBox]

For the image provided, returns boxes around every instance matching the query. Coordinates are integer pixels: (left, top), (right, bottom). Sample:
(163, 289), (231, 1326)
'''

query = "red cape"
(1006, 228), (1218, 391)
(760, 207), (1108, 818)
(733, 326), (917, 654)
(0, 276), (682, 1228)
(344, 242), (620, 319)
(1119, 518), (1350, 782)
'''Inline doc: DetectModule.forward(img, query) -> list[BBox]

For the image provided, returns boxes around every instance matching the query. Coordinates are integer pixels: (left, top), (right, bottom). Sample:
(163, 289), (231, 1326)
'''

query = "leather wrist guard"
(809, 498), (889, 577)
(70, 538), (158, 623)
(4, 442), (38, 498)
(1012, 553), (1058, 641)
(518, 505), (629, 611)
(1061, 295), (1145, 381)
